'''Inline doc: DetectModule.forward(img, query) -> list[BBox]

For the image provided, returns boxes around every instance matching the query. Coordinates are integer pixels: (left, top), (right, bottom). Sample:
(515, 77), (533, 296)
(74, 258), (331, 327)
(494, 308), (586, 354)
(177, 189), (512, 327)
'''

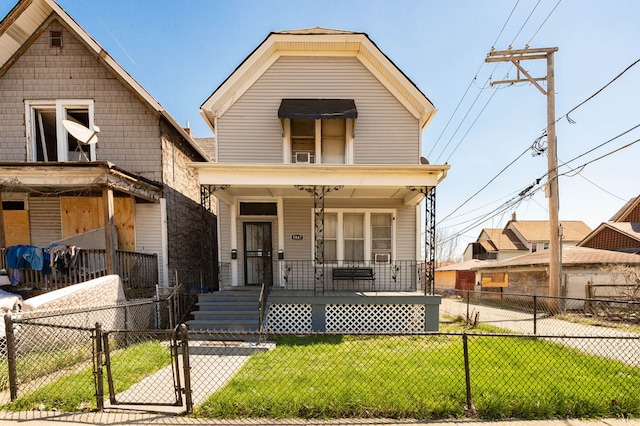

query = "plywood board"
(61, 196), (135, 251)
(4, 210), (30, 246)
(114, 197), (135, 251)
(61, 197), (103, 237)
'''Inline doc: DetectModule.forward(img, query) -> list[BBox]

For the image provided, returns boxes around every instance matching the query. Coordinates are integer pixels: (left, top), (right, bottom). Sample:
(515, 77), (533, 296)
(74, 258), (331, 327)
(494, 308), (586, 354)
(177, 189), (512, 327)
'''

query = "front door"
(243, 222), (273, 286)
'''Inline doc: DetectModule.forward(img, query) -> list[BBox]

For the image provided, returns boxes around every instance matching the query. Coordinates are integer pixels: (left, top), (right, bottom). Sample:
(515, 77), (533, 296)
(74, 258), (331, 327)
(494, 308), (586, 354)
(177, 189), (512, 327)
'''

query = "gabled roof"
(0, 0), (210, 161)
(199, 27), (436, 134)
(505, 220), (591, 243)
(579, 221), (640, 247)
(609, 194), (640, 222)
(479, 228), (520, 251)
(477, 245), (640, 270)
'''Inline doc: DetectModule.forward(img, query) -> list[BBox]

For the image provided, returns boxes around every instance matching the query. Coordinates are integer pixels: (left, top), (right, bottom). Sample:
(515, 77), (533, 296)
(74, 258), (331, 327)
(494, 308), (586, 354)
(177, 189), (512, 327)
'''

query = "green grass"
(0, 345), (90, 392)
(196, 333), (640, 420)
(4, 340), (171, 412)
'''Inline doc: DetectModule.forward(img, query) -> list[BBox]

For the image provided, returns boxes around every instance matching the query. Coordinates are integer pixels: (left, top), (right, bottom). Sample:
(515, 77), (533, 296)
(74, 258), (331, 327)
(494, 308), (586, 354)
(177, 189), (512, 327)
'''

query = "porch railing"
(273, 260), (421, 293)
(1, 247), (158, 298)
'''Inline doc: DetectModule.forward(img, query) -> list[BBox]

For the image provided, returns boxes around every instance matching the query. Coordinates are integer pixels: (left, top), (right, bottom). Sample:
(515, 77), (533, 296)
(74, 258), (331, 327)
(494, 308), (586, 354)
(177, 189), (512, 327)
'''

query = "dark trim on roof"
(278, 99), (357, 120)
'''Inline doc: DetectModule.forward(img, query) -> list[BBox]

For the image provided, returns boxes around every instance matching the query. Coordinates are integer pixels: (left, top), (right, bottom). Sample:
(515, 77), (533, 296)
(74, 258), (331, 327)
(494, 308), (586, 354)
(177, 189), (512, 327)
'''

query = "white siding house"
(193, 28), (449, 299)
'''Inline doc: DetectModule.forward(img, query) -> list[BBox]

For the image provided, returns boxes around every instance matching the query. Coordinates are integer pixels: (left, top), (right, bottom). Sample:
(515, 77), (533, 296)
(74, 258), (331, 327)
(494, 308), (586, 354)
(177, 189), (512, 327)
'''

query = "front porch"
(1, 248), (159, 298)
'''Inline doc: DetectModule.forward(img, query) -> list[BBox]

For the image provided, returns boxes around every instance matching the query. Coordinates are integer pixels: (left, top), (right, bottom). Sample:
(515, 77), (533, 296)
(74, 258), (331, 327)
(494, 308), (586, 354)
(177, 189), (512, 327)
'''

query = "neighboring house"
(0, 0), (217, 296)
(464, 213), (592, 261)
(463, 228), (523, 261)
(190, 28), (449, 332)
(579, 194), (640, 254)
(474, 245), (640, 306)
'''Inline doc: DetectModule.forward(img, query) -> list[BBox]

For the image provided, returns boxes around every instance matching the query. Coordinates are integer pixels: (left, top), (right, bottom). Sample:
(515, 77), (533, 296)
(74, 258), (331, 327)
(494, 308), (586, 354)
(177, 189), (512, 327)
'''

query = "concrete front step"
(187, 287), (263, 332)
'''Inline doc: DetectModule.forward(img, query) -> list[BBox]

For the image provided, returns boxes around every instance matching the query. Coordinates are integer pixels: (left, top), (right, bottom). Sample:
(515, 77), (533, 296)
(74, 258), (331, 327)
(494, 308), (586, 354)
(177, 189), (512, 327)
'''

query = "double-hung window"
(289, 118), (349, 164)
(279, 99), (356, 164)
(25, 100), (96, 162)
(319, 210), (394, 262)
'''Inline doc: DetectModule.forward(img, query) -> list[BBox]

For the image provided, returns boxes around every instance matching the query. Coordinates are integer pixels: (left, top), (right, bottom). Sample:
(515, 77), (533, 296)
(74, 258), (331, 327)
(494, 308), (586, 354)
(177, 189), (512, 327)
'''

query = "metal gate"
(97, 325), (192, 412)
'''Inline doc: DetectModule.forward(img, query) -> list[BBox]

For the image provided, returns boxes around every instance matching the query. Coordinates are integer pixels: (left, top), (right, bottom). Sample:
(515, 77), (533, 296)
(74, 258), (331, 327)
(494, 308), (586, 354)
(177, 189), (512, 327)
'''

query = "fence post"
(4, 314), (18, 401)
(462, 333), (476, 416)
(94, 322), (104, 411)
(179, 324), (193, 414)
(466, 290), (470, 322)
(533, 295), (537, 335)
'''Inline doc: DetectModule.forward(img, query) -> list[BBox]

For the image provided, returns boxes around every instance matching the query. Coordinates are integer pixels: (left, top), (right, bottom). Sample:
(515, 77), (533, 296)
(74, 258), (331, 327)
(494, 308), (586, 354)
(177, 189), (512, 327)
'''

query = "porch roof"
(190, 162), (449, 205)
(0, 162), (162, 202)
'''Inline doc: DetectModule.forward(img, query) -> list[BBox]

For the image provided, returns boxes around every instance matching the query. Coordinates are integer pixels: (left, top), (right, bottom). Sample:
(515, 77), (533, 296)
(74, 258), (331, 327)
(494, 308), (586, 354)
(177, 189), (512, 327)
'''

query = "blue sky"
(2, 0), (639, 257)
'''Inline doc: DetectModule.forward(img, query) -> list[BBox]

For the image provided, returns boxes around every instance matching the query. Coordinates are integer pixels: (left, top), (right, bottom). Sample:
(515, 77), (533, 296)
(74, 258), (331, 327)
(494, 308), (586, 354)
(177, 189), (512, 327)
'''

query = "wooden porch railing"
(0, 247), (158, 298)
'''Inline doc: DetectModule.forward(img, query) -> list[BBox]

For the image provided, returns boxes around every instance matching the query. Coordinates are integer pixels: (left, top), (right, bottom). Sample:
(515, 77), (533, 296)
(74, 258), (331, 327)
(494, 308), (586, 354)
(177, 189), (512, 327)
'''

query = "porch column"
(424, 186), (436, 295)
(102, 186), (115, 275)
(277, 197), (285, 287)
(296, 185), (342, 294)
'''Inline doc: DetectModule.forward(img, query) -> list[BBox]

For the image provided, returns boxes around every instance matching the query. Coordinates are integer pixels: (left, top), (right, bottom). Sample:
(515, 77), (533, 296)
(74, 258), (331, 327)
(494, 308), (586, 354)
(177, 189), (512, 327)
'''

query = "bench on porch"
(332, 267), (375, 291)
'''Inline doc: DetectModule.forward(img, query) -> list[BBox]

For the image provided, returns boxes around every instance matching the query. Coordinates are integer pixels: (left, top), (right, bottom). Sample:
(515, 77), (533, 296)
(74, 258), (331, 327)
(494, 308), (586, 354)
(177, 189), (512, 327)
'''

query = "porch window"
(324, 213), (338, 261)
(26, 100), (96, 162)
(371, 213), (392, 262)
(343, 213), (364, 261)
(316, 210), (395, 262)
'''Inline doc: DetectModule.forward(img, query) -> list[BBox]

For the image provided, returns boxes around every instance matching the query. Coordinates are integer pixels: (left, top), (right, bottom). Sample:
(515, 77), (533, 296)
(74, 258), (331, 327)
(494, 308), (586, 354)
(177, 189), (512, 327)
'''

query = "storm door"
(243, 222), (273, 286)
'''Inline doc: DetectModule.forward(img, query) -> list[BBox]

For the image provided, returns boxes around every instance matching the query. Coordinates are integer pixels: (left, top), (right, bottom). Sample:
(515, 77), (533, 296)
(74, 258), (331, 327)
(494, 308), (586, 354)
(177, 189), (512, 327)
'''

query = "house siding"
(217, 56), (420, 164)
(581, 227), (640, 251)
(0, 20), (162, 181)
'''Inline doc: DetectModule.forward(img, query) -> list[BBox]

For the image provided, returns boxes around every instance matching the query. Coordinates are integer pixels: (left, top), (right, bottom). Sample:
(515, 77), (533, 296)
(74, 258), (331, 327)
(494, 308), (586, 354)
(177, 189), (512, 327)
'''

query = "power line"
(427, 0), (522, 159)
(509, 0), (542, 45)
(440, 144), (532, 223)
(526, 0), (563, 45)
(559, 58), (640, 124)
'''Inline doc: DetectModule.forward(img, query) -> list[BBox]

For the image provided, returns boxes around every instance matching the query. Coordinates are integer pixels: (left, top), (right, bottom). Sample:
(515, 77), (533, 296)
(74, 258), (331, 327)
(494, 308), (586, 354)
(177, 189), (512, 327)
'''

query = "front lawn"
(4, 340), (171, 411)
(196, 332), (640, 420)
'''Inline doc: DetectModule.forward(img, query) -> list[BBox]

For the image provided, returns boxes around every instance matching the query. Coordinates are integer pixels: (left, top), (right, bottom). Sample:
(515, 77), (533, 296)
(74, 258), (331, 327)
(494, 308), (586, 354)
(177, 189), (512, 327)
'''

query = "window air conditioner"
(374, 253), (390, 264)
(295, 152), (311, 163)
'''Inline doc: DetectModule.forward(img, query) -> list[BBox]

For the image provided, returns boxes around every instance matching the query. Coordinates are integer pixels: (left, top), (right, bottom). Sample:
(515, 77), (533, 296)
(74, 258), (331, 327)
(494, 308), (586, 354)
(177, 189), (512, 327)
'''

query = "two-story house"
(464, 213), (591, 262)
(190, 28), (449, 332)
(0, 0), (217, 297)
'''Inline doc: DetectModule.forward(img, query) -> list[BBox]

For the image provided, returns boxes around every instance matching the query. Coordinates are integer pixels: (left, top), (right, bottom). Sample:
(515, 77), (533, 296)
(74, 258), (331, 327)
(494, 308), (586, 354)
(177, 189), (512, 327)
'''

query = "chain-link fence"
(1, 291), (640, 420)
(437, 288), (640, 336)
(0, 286), (192, 410)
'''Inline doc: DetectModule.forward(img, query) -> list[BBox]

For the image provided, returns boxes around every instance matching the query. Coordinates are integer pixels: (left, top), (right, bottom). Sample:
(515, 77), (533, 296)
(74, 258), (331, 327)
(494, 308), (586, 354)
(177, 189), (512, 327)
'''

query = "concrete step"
(188, 287), (263, 332)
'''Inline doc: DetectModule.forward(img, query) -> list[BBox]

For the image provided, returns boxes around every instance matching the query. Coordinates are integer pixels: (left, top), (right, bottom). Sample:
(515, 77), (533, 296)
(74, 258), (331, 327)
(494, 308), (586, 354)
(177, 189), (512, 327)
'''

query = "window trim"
(311, 208), (396, 263)
(25, 99), (96, 162)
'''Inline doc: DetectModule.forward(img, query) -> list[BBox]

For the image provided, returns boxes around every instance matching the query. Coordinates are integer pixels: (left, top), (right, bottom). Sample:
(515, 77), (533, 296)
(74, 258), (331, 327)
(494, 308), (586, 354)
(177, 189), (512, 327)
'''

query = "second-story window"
(279, 99), (356, 164)
(25, 100), (96, 162)
(290, 118), (346, 164)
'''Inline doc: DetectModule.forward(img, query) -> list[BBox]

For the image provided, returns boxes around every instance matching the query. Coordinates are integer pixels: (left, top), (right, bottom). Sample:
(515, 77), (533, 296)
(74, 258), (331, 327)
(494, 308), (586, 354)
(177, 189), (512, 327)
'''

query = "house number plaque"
(291, 234), (304, 240)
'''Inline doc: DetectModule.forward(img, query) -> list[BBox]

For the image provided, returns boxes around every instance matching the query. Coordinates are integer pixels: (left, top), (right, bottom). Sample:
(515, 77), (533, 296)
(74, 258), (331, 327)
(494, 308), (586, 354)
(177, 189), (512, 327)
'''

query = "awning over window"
(278, 99), (357, 119)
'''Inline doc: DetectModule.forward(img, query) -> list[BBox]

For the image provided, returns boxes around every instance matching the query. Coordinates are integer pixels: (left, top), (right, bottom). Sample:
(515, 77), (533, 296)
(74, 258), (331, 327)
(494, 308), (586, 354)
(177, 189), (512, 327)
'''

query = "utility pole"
(486, 47), (561, 306)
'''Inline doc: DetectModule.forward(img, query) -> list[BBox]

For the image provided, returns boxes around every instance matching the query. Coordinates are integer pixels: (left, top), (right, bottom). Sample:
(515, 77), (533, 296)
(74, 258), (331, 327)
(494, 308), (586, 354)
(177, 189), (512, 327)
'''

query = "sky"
(2, 0), (639, 258)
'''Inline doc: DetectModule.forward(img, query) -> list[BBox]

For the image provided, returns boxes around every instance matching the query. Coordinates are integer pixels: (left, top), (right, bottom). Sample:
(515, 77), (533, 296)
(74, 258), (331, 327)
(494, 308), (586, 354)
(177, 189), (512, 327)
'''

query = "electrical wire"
(440, 144), (532, 223)
(526, 0), (563, 45)
(559, 58), (640, 124)
(426, 0), (521, 159)
(509, 0), (542, 46)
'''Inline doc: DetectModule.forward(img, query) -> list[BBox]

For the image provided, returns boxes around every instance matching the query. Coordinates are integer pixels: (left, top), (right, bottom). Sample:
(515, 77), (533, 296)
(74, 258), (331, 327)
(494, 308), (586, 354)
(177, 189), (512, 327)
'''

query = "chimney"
(183, 120), (193, 137)
(511, 212), (517, 221)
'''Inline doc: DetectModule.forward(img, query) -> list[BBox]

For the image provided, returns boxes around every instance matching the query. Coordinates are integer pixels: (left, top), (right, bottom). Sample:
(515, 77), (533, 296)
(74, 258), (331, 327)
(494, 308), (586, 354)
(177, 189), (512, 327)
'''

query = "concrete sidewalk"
(0, 410), (639, 425)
